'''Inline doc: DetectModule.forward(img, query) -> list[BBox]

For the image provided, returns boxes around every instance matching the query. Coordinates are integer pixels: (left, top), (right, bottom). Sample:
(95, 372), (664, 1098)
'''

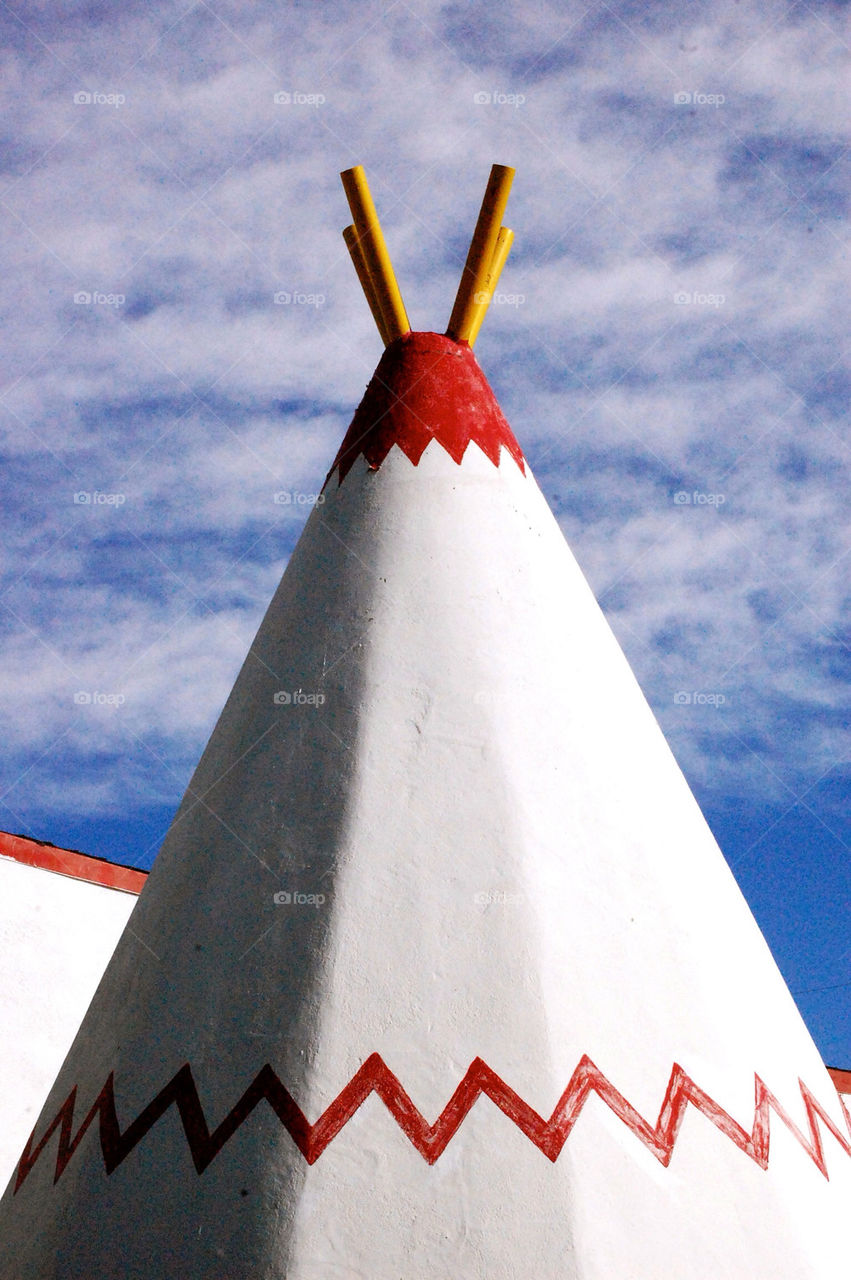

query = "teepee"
(2, 164), (850, 1280)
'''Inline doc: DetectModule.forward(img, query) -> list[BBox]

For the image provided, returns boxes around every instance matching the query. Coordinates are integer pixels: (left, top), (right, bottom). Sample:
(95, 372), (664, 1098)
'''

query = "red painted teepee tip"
(326, 331), (526, 487)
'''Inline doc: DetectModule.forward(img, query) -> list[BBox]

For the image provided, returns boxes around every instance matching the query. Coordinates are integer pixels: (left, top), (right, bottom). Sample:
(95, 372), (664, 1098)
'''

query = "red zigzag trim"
(14, 1054), (851, 1193)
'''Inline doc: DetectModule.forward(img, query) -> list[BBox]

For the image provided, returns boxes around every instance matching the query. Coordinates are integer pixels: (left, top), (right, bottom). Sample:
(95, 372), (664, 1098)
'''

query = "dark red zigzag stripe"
(14, 1054), (851, 1193)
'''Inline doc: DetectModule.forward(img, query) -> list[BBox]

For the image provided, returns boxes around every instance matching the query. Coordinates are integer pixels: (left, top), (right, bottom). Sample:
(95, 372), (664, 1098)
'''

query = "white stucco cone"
(2, 332), (849, 1279)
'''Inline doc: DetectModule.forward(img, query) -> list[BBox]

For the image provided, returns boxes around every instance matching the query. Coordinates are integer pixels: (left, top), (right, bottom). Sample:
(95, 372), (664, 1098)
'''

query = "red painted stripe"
(14, 1053), (851, 1192)
(326, 331), (525, 486)
(0, 830), (146, 895)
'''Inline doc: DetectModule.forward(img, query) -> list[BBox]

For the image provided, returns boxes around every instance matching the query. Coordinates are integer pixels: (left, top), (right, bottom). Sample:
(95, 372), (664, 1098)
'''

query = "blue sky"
(0, 1), (849, 1063)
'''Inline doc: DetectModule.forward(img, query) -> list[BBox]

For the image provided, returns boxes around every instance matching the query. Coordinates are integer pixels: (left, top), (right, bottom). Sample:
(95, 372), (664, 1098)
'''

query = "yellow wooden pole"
(343, 224), (391, 344)
(446, 164), (514, 343)
(465, 226), (514, 348)
(340, 166), (410, 343)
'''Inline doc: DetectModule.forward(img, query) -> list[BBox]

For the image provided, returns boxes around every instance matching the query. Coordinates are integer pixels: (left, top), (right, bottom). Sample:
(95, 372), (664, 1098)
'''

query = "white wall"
(0, 856), (136, 1184)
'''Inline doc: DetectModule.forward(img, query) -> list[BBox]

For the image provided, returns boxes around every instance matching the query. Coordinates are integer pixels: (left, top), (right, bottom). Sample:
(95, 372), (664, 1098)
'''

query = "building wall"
(0, 849), (142, 1185)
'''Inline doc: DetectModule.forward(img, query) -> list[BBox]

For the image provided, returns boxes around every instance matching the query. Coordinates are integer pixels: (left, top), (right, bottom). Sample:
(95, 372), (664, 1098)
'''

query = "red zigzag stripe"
(14, 1054), (851, 1193)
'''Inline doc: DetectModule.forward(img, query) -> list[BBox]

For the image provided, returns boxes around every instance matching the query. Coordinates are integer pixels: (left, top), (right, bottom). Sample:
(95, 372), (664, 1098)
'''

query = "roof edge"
(827, 1066), (851, 1096)
(0, 829), (147, 895)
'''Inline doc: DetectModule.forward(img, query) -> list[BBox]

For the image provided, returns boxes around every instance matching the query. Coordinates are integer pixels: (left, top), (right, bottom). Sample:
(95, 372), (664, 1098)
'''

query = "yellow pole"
(343, 224), (391, 344)
(465, 226), (514, 348)
(446, 164), (515, 343)
(340, 166), (410, 343)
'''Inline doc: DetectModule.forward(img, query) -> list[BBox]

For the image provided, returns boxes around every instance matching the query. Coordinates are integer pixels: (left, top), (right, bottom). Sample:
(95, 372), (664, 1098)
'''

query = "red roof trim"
(827, 1067), (851, 1096)
(0, 830), (147, 895)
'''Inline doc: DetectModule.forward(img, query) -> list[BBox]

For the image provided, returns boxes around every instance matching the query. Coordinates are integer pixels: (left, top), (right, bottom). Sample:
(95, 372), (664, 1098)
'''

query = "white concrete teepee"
(2, 166), (849, 1280)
